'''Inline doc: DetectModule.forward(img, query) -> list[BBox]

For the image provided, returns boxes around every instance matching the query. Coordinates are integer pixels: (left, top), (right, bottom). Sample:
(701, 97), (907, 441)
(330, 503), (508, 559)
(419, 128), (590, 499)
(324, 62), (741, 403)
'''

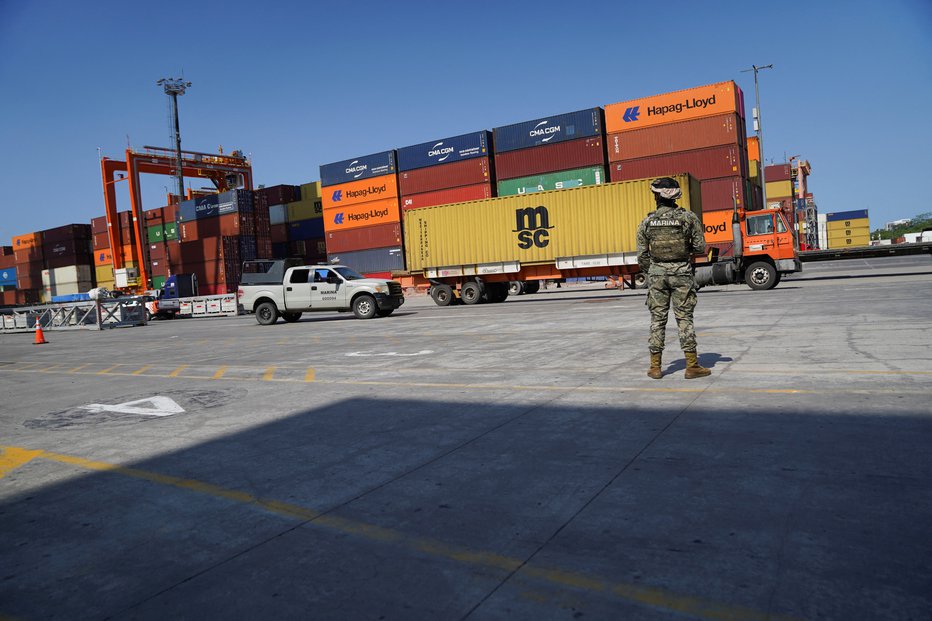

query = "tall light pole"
(156, 77), (192, 203)
(741, 64), (772, 209)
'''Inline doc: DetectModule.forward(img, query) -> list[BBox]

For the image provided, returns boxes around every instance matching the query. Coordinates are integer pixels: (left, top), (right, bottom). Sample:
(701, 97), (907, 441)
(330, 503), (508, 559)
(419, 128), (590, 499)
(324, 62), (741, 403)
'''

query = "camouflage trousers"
(646, 272), (698, 354)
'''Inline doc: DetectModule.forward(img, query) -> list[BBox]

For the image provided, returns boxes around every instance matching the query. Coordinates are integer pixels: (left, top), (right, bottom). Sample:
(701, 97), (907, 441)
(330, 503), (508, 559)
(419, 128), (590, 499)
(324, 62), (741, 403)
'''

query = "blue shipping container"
(271, 242), (290, 259)
(320, 151), (397, 187)
(327, 247), (404, 274)
(179, 190), (253, 221)
(0, 266), (16, 286)
(493, 108), (604, 154)
(397, 131), (492, 172)
(288, 218), (325, 240)
(826, 209), (869, 223)
(51, 293), (91, 303)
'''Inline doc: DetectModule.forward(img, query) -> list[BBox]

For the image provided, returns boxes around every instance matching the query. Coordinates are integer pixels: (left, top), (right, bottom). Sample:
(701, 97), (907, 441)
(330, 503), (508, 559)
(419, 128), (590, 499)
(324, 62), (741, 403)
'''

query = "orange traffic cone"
(34, 323), (47, 345)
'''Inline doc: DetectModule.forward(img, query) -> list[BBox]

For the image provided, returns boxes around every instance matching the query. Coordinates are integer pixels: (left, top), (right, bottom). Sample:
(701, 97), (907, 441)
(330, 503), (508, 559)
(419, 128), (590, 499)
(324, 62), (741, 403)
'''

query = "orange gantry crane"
(100, 146), (253, 293)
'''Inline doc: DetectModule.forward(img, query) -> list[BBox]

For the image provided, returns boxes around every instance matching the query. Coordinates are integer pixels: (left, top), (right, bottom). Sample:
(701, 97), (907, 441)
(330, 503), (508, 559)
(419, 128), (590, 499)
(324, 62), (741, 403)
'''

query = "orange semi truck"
(398, 174), (800, 306)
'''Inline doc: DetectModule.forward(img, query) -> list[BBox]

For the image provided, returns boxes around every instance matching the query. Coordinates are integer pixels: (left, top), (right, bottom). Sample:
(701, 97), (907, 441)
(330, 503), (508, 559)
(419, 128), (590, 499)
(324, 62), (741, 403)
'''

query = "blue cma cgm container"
(826, 209), (869, 222)
(320, 151), (397, 187)
(493, 108), (604, 154)
(179, 190), (253, 222)
(0, 266), (17, 286)
(397, 131), (492, 172)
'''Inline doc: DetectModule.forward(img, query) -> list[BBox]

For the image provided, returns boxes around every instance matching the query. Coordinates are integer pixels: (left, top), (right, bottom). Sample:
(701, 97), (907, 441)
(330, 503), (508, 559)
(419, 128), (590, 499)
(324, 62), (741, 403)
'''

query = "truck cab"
(740, 209), (801, 289)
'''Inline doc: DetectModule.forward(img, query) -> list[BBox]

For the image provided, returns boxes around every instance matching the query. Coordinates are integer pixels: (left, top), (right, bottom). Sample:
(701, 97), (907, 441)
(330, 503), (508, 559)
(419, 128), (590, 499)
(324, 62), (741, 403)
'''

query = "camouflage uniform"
(636, 204), (706, 354)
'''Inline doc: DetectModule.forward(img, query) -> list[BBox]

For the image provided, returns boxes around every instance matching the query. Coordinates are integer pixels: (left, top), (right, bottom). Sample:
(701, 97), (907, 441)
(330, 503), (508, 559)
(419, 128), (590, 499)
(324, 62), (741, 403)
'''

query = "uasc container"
(496, 166), (605, 197)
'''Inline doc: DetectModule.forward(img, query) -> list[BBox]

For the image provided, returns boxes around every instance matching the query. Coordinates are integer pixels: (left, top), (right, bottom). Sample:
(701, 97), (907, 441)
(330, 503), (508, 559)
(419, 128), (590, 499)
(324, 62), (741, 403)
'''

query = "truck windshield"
(334, 267), (365, 280)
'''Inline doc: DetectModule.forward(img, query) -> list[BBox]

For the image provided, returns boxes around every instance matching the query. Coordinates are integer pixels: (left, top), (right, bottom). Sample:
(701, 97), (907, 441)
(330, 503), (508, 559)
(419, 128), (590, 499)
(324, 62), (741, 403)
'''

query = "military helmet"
(650, 177), (682, 200)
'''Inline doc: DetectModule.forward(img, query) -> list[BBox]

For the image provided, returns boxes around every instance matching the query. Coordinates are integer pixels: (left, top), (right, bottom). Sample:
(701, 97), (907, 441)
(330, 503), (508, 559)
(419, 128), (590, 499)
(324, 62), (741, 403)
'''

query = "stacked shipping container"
(92, 211), (139, 289)
(825, 209), (870, 249)
(604, 81), (748, 256)
(321, 151), (403, 276)
(41, 224), (93, 299)
(764, 163), (797, 236)
(493, 109), (605, 197)
(397, 131), (494, 209)
(144, 204), (178, 290)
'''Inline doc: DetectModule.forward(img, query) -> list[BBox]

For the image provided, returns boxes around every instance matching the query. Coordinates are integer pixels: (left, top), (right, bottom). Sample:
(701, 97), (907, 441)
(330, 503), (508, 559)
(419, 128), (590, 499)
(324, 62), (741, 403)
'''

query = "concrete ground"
(1, 255), (930, 621)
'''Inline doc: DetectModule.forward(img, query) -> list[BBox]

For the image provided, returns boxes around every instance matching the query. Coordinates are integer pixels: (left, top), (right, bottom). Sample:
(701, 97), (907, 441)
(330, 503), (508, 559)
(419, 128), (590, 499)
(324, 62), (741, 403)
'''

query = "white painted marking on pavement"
(79, 396), (185, 417)
(345, 350), (434, 357)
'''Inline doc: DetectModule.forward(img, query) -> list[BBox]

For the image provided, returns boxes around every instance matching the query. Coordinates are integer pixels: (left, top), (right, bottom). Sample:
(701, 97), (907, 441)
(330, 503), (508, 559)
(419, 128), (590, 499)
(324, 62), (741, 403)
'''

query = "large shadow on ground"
(2, 398), (930, 620)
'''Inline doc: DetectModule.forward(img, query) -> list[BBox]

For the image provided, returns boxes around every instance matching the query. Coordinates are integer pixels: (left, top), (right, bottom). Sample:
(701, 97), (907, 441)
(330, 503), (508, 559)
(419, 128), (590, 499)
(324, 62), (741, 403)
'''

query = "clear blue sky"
(1, 0), (930, 242)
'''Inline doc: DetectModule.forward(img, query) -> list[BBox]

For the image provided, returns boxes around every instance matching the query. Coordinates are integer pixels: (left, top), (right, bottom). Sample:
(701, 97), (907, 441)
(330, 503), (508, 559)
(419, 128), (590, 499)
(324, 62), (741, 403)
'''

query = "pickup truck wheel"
(352, 295), (377, 319)
(256, 302), (279, 325)
(430, 284), (454, 307)
(523, 280), (541, 294)
(376, 309), (394, 317)
(281, 312), (302, 323)
(461, 282), (482, 305)
(745, 261), (778, 290)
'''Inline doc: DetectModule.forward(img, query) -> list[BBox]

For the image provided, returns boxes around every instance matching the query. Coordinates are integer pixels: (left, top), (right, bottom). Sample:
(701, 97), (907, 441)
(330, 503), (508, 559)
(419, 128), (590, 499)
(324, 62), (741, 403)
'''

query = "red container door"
(401, 183), (494, 211)
(398, 158), (492, 195)
(494, 137), (605, 180)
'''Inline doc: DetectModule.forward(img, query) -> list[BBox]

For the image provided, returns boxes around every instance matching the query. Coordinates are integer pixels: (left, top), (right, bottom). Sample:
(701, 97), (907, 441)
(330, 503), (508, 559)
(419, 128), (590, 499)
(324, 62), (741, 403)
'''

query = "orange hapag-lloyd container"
(12, 232), (42, 249)
(702, 210), (735, 244)
(747, 136), (760, 162)
(605, 81), (744, 134)
(322, 197), (401, 233)
(321, 173), (399, 210)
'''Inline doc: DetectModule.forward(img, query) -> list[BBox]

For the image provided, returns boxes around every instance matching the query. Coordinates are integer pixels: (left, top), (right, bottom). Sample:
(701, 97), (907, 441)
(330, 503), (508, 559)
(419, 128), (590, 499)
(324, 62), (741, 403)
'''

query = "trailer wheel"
(430, 284), (454, 306)
(256, 302), (279, 325)
(484, 283), (509, 303)
(745, 261), (778, 290)
(634, 273), (648, 289)
(281, 312), (302, 323)
(523, 280), (540, 294)
(507, 281), (525, 296)
(461, 282), (482, 305)
(352, 294), (378, 319)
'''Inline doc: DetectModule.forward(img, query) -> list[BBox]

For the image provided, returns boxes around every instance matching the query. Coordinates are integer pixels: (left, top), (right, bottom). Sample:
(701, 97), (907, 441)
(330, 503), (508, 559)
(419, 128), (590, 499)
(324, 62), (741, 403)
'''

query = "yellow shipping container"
(765, 180), (793, 199)
(828, 235), (870, 249)
(827, 228), (871, 242)
(287, 199), (323, 222)
(749, 160), (761, 187)
(301, 181), (322, 199)
(827, 218), (869, 231)
(403, 174), (701, 272)
(96, 279), (115, 289)
(95, 265), (113, 283)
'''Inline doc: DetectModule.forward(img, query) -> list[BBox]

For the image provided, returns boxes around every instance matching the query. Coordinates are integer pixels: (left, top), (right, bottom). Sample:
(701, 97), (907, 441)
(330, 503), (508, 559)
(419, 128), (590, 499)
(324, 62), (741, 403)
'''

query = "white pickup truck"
(237, 261), (404, 324)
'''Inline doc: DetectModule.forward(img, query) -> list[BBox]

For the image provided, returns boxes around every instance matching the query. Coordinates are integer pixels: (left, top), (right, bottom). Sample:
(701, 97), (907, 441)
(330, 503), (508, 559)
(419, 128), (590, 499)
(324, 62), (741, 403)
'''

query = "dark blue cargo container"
(397, 131), (492, 172)
(271, 242), (289, 259)
(826, 209), (869, 222)
(288, 218), (325, 241)
(239, 236), (258, 261)
(0, 266), (16, 286)
(327, 247), (404, 274)
(493, 108), (604, 154)
(320, 151), (397, 187)
(179, 190), (253, 221)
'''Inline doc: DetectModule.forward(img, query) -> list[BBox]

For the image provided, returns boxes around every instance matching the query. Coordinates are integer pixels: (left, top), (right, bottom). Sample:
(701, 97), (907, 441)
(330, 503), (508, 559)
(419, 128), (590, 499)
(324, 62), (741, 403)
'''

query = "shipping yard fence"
(0, 297), (147, 334)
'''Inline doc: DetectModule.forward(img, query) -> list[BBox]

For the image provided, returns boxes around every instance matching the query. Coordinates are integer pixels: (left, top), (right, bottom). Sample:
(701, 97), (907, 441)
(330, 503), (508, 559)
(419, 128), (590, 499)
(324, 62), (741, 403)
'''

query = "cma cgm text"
(647, 95), (716, 117)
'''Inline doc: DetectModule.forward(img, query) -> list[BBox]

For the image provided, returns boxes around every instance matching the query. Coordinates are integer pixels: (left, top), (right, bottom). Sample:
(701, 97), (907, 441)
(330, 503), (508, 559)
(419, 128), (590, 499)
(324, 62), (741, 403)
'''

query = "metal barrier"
(0, 297), (147, 334)
(177, 294), (240, 318)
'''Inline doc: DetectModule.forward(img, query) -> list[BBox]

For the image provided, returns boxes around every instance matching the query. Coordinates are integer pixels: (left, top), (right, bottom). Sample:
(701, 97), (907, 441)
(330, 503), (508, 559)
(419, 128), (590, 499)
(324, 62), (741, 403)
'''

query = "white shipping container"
(269, 204), (288, 225)
(42, 265), (94, 287)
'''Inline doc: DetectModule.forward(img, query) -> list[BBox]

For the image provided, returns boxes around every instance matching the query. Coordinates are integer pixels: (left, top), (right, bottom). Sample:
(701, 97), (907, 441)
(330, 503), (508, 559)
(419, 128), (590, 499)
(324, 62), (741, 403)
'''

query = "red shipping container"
(184, 258), (238, 286)
(179, 237), (237, 264)
(197, 284), (234, 296)
(180, 213), (241, 241)
(14, 246), (43, 264)
(495, 137), (605, 180)
(325, 222), (402, 253)
(17, 262), (44, 289)
(150, 259), (169, 277)
(145, 207), (164, 222)
(401, 183), (494, 211)
(91, 216), (108, 235)
(43, 224), (91, 244)
(765, 163), (792, 181)
(609, 144), (745, 183)
(0, 253), (14, 270)
(398, 157), (491, 195)
(608, 113), (743, 162)
(0, 246), (12, 256)
(699, 176), (748, 212)
(93, 232), (111, 249)
(270, 223), (288, 244)
(148, 242), (167, 261)
(256, 236), (273, 259)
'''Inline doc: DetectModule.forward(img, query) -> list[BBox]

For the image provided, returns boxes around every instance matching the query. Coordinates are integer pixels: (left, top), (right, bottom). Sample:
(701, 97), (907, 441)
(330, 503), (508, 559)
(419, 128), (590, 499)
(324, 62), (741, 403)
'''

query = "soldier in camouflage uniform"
(636, 177), (711, 379)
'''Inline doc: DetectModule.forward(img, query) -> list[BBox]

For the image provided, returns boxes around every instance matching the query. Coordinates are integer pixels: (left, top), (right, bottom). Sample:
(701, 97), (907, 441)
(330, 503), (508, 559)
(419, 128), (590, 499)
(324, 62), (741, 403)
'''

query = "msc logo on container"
(331, 190), (343, 202)
(529, 121), (560, 142)
(622, 106), (640, 123)
(513, 206), (554, 249)
(333, 213), (345, 225)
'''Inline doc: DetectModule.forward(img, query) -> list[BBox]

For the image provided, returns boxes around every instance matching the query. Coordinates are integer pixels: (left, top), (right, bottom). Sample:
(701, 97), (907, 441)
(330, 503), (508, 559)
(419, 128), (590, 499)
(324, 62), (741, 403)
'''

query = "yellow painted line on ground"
(168, 364), (188, 378)
(0, 444), (802, 621)
(39, 365), (66, 373)
(211, 366), (228, 380)
(262, 367), (277, 381)
(68, 363), (91, 373)
(0, 447), (44, 480)
(131, 365), (152, 376)
(96, 365), (121, 375)
(305, 368), (316, 382)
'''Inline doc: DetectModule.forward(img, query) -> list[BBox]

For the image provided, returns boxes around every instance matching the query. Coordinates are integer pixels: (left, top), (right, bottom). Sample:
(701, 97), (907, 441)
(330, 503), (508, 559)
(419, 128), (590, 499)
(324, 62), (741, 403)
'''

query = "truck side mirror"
(327, 274), (341, 285)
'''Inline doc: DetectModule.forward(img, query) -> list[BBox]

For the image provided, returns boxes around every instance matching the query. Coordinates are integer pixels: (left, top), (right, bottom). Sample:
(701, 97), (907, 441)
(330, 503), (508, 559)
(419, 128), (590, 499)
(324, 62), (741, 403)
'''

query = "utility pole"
(156, 77), (192, 204)
(741, 64), (772, 209)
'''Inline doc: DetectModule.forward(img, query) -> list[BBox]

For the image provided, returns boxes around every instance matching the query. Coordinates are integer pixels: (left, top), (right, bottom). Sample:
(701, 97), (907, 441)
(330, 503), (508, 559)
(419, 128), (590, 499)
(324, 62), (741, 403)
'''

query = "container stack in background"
(1, 245), (36, 306)
(823, 210), (870, 249)
(764, 162), (796, 234)
(41, 224), (93, 300)
(143, 204), (178, 290)
(397, 131), (495, 210)
(493, 110), (605, 197)
(286, 182), (325, 261)
(604, 81), (749, 256)
(12, 232), (44, 303)
(91, 210), (140, 290)
(747, 136), (763, 211)
(321, 151), (403, 277)
(177, 189), (256, 294)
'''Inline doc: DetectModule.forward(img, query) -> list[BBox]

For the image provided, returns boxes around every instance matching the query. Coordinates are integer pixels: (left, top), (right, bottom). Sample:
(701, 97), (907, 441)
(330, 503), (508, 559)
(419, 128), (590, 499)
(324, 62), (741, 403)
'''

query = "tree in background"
(873, 212), (932, 240)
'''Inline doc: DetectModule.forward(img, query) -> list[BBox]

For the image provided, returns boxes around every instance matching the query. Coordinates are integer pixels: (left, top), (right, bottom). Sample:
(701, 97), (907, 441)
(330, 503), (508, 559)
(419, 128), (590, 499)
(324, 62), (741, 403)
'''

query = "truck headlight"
(373, 285), (386, 294)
